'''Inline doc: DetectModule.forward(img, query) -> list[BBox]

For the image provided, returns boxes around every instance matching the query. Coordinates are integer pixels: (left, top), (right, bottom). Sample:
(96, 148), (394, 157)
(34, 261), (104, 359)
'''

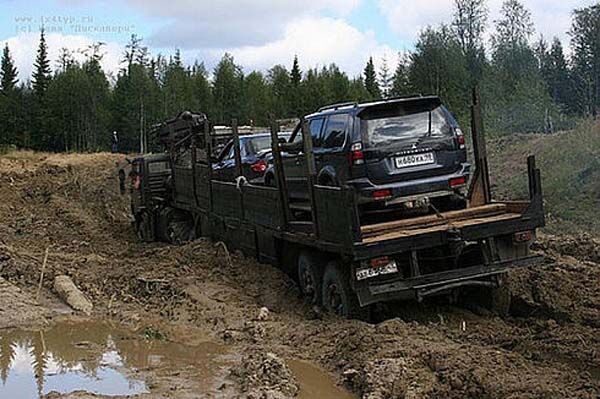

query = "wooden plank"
(362, 212), (521, 244)
(361, 204), (507, 236)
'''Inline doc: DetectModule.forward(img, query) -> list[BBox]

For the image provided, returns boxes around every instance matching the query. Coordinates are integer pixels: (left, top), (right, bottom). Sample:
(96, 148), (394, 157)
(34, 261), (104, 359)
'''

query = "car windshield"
(362, 105), (452, 148)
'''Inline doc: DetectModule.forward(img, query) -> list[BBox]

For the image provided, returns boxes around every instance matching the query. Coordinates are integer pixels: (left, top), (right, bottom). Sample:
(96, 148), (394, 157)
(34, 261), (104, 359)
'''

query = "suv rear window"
(361, 105), (452, 148)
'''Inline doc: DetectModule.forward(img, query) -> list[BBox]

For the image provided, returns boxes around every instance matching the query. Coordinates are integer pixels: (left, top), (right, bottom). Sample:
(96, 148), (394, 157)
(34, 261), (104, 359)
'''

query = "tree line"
(0, 0), (599, 153)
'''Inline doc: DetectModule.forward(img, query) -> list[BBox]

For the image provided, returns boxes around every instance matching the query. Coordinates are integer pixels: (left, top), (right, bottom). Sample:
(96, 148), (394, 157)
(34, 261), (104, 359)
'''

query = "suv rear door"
(359, 100), (463, 185)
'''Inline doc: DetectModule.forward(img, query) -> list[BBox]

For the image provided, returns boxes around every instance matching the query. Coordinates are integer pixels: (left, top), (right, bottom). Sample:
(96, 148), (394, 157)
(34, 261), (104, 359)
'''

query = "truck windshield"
(361, 105), (452, 148)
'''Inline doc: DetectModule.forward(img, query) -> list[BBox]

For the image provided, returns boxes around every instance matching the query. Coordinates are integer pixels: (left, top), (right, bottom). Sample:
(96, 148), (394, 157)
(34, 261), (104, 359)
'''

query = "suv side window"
(309, 118), (325, 147)
(322, 114), (349, 149)
(293, 118), (325, 146)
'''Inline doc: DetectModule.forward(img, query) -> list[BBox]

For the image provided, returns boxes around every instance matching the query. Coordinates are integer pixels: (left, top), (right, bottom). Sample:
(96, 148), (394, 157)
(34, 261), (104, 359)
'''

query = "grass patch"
(488, 119), (600, 235)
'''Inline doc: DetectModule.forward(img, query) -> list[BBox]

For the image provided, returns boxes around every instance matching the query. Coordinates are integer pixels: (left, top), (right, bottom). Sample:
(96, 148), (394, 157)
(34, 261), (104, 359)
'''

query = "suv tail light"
(372, 189), (392, 200)
(350, 142), (365, 165)
(250, 160), (268, 173)
(449, 177), (466, 188)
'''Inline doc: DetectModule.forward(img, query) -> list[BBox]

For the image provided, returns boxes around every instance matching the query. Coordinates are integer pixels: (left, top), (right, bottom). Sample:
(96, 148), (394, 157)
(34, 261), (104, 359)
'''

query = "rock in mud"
(257, 306), (270, 321)
(232, 352), (299, 398)
(54, 275), (93, 315)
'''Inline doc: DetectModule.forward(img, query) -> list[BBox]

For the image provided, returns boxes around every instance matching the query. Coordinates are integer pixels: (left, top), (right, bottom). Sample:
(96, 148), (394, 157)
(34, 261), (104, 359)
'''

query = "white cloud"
(378, 0), (595, 51)
(1, 32), (123, 83)
(124, 0), (360, 49)
(203, 15), (394, 77)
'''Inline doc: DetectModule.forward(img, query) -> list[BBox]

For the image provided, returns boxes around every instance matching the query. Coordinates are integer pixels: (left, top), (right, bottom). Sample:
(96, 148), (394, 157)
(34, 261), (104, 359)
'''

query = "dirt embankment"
(0, 151), (599, 398)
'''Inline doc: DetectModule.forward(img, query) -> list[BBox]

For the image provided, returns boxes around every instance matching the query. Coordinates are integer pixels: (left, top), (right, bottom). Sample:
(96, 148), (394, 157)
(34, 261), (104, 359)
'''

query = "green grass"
(488, 119), (600, 235)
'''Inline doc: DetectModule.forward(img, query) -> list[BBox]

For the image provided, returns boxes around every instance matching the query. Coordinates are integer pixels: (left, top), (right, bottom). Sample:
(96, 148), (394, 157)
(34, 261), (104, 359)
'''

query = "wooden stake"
(36, 246), (50, 301)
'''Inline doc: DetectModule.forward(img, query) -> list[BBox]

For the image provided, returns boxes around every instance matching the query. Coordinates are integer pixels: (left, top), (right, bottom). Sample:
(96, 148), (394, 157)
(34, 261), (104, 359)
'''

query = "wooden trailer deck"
(360, 204), (522, 244)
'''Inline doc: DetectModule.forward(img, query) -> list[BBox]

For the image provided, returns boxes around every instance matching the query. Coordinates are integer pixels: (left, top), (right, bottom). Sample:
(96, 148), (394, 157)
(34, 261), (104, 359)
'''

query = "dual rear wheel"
(297, 252), (369, 320)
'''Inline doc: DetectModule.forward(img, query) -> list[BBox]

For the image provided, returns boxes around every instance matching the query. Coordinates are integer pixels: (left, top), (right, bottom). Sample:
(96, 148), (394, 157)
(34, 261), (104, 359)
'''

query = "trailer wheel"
(136, 211), (155, 242)
(322, 261), (369, 320)
(298, 253), (324, 305)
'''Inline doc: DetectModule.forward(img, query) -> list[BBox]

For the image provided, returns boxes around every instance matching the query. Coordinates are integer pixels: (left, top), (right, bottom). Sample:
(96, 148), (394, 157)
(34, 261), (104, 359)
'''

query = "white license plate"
(395, 152), (435, 168)
(356, 261), (399, 281)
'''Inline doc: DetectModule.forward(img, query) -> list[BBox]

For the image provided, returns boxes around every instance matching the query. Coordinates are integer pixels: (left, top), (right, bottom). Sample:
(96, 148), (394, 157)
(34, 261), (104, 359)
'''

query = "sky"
(0, 0), (596, 83)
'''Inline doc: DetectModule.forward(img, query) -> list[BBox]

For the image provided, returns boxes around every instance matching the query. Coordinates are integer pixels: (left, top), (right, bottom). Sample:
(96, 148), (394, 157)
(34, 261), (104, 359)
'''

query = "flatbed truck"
(127, 92), (545, 319)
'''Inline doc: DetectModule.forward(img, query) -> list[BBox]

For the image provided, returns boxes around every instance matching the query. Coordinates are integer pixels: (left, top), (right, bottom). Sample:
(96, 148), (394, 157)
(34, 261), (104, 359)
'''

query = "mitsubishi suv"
(265, 96), (470, 215)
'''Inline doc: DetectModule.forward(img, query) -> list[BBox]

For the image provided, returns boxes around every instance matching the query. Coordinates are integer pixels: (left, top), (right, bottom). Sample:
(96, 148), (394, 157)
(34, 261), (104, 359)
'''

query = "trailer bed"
(360, 204), (521, 243)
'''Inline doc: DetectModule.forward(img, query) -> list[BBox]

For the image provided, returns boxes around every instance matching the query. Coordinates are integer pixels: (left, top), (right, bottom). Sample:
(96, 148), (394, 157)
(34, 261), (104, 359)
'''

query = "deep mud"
(0, 151), (599, 398)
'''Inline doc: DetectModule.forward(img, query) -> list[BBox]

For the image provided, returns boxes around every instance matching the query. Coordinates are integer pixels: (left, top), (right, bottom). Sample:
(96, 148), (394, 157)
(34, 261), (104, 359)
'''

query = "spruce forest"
(0, 0), (599, 153)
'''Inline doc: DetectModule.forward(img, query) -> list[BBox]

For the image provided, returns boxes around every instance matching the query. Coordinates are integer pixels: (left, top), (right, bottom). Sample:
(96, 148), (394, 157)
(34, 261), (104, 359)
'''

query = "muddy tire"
(321, 261), (369, 321)
(297, 253), (324, 305)
(489, 282), (512, 317)
(136, 211), (155, 242)
(167, 212), (194, 245)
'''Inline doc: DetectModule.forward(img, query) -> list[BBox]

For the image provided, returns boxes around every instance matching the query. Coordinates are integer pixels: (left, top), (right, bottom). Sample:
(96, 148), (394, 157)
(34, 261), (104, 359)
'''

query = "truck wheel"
(136, 211), (155, 242)
(489, 278), (512, 317)
(298, 253), (323, 305)
(166, 213), (194, 245)
(321, 261), (370, 321)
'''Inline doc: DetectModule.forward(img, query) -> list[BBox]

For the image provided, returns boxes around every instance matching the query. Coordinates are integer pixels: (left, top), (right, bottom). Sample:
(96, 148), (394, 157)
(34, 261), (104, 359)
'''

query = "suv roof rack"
(317, 101), (358, 112)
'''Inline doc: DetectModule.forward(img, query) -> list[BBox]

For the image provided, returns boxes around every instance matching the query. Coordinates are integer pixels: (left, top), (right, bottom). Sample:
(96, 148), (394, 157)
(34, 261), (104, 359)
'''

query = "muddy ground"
(0, 151), (599, 398)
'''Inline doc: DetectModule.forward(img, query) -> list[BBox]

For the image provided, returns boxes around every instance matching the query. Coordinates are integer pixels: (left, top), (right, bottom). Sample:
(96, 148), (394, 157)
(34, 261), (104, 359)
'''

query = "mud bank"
(0, 151), (598, 398)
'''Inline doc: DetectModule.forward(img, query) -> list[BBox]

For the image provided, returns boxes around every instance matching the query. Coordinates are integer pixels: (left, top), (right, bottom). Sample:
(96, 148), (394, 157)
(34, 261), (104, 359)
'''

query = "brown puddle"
(288, 359), (356, 399)
(0, 320), (228, 398)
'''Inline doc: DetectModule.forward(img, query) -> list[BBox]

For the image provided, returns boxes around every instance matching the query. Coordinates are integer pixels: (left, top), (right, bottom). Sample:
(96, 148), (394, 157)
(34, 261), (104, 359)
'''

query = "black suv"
(265, 96), (470, 213)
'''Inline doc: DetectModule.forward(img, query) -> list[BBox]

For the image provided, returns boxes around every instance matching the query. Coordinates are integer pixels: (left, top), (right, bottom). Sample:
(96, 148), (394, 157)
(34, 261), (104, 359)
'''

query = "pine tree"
(0, 43), (18, 93)
(191, 61), (213, 116)
(364, 57), (380, 99)
(244, 71), (270, 126)
(545, 38), (571, 111)
(391, 52), (411, 97)
(268, 64), (291, 118)
(289, 55), (303, 116)
(32, 28), (51, 98)
(0, 43), (19, 146)
(378, 55), (392, 98)
(290, 55), (301, 87)
(31, 28), (52, 149)
(212, 53), (244, 124)
(570, 3), (600, 116)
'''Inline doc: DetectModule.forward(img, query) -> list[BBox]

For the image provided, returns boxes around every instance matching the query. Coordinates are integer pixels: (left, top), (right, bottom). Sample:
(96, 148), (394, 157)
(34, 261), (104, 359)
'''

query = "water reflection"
(0, 321), (225, 398)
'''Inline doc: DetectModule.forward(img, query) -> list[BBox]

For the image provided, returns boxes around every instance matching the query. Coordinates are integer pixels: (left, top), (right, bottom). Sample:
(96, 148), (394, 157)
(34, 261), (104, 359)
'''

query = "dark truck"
(126, 92), (545, 319)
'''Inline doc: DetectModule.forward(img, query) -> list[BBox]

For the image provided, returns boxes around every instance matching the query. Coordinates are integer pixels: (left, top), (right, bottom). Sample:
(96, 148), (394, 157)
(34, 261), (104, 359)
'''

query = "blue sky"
(0, 0), (596, 82)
